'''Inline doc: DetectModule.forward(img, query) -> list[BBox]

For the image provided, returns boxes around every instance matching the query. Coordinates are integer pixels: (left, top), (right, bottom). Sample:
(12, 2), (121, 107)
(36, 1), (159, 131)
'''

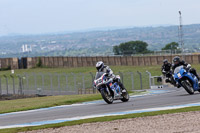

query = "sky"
(0, 0), (199, 35)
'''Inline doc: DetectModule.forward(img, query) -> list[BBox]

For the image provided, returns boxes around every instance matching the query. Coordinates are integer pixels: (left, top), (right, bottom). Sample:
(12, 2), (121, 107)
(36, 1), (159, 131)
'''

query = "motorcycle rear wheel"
(121, 88), (129, 102)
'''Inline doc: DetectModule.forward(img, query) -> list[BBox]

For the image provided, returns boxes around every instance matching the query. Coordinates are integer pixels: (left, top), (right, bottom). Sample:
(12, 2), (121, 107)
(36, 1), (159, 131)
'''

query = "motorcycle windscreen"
(174, 65), (184, 74)
(95, 72), (106, 80)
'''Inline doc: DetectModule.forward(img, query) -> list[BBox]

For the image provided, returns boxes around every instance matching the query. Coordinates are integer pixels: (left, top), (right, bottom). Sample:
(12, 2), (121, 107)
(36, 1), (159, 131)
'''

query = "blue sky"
(0, 0), (199, 35)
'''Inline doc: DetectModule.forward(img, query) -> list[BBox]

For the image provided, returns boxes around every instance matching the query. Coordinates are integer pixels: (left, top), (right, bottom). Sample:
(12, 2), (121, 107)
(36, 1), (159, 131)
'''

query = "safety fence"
(0, 71), (160, 96)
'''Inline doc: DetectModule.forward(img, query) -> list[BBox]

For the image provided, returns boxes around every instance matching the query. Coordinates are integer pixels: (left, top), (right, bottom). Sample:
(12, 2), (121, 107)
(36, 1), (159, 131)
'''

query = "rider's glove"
(162, 70), (166, 74)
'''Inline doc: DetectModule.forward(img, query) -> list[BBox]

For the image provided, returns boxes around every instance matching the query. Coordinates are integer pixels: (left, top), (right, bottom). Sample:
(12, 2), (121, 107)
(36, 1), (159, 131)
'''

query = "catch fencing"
(0, 71), (158, 96)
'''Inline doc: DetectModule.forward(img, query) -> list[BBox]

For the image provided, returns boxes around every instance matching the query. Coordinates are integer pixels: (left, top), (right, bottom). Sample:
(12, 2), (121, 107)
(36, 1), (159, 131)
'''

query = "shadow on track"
(178, 93), (200, 96)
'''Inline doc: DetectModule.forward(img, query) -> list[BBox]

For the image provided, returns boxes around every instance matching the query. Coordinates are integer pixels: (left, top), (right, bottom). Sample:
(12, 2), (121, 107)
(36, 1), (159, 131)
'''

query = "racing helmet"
(163, 59), (168, 64)
(173, 56), (180, 65)
(96, 61), (104, 71)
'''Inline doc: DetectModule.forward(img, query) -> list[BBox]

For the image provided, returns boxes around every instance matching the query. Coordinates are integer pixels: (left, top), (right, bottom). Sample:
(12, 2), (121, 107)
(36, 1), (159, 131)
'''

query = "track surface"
(1, 87), (200, 127)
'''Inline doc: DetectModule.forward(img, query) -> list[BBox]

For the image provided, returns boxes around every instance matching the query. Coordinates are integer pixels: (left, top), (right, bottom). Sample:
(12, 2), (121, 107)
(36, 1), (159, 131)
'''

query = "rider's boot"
(165, 79), (170, 83)
(175, 83), (181, 88)
(118, 82), (126, 93)
(190, 68), (200, 81)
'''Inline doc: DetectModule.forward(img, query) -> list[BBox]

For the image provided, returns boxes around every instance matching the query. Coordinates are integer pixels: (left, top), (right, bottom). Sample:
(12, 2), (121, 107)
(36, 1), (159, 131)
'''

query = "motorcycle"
(173, 65), (200, 94)
(94, 72), (129, 104)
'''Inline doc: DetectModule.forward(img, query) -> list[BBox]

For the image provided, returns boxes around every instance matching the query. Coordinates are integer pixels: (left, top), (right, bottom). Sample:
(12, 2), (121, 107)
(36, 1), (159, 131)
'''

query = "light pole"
(178, 11), (184, 60)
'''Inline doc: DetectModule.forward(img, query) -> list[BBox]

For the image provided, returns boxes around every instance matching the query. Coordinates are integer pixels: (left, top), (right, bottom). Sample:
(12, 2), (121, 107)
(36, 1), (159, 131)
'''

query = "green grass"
(1, 105), (200, 133)
(0, 65), (162, 76)
(0, 91), (144, 114)
(1, 64), (200, 77)
(0, 94), (101, 114)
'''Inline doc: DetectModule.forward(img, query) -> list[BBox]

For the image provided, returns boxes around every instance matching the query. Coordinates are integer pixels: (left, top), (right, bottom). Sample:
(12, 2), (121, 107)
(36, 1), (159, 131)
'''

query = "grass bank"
(0, 91), (144, 114)
(0, 94), (101, 114)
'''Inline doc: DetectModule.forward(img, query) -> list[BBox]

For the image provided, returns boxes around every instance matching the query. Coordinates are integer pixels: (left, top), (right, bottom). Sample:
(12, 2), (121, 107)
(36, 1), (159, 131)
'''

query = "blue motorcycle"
(94, 72), (129, 104)
(173, 66), (200, 95)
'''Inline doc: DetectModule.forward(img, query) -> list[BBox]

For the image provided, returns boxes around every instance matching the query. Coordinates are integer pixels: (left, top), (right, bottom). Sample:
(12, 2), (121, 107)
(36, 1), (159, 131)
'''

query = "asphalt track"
(1, 87), (200, 128)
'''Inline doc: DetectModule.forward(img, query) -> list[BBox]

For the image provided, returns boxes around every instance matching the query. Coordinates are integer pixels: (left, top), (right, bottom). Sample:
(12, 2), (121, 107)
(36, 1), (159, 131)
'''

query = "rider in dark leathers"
(161, 59), (177, 86)
(172, 56), (200, 80)
(161, 59), (172, 76)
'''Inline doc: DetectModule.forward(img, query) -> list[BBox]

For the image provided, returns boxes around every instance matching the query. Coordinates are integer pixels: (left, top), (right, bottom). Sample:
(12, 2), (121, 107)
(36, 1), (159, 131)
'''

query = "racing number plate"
(177, 73), (182, 78)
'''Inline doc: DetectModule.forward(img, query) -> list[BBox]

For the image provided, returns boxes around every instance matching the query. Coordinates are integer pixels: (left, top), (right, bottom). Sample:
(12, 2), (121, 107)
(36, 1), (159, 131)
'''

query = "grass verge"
(0, 94), (101, 114)
(0, 91), (144, 114)
(1, 105), (200, 133)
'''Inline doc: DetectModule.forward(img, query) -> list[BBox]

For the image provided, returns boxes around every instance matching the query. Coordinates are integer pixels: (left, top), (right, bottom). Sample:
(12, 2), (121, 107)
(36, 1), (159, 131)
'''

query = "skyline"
(0, 0), (199, 36)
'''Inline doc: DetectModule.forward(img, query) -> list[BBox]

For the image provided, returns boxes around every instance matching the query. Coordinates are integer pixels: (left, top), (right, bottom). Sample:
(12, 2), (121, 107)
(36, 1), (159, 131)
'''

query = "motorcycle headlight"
(97, 79), (102, 84)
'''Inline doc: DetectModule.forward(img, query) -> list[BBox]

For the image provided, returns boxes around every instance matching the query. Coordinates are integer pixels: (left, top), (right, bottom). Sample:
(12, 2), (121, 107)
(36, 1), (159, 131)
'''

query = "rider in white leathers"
(95, 61), (126, 91)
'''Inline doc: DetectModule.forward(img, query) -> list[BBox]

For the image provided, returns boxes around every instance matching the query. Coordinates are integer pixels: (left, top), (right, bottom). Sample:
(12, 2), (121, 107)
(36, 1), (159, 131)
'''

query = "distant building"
(21, 44), (32, 53)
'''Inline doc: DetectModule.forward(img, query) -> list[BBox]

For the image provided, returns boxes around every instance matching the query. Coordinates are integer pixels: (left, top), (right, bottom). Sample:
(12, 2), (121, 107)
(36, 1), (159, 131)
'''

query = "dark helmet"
(96, 61), (104, 71)
(163, 59), (168, 64)
(173, 56), (180, 64)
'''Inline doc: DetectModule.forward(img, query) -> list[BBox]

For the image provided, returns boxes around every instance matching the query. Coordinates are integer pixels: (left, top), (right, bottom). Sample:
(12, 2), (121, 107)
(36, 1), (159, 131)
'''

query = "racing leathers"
(172, 60), (200, 80)
(161, 62), (172, 77)
(95, 65), (126, 90)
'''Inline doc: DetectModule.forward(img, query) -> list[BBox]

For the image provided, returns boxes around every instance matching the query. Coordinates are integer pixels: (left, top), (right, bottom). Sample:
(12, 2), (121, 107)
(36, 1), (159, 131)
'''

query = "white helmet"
(96, 61), (104, 71)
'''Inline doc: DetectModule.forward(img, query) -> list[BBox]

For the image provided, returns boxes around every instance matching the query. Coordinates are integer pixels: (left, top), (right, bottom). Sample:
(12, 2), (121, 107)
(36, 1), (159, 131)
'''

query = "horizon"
(0, 0), (200, 36)
(1, 23), (200, 38)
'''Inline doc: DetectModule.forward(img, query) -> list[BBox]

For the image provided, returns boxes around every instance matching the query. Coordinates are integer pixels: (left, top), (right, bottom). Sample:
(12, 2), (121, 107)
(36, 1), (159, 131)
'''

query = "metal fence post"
(55, 73), (61, 95)
(33, 72), (37, 89)
(10, 75), (15, 94)
(25, 73), (29, 92)
(17, 75), (22, 95)
(146, 71), (152, 89)
(0, 77), (2, 95)
(3, 75), (8, 94)
(119, 71), (124, 83)
(152, 77), (155, 86)
(137, 71), (143, 89)
(41, 73), (44, 90)
(49, 73), (53, 95)
(89, 72), (95, 93)
(72, 73), (77, 94)
(130, 72), (134, 91)
(64, 73), (68, 92)
(81, 73), (86, 94)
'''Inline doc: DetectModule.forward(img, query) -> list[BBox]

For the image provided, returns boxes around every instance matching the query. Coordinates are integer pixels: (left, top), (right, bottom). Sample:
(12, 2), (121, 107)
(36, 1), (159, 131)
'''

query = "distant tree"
(113, 40), (151, 55)
(36, 57), (42, 67)
(113, 45), (120, 55)
(162, 42), (179, 50)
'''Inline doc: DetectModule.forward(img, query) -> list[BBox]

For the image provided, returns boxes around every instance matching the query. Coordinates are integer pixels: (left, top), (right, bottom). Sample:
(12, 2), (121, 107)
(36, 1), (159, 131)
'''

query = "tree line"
(113, 41), (180, 55)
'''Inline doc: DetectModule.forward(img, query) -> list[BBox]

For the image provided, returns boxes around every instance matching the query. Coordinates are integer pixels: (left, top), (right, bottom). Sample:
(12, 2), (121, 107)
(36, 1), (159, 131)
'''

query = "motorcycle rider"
(161, 59), (172, 76)
(95, 61), (126, 92)
(161, 59), (175, 84)
(172, 56), (200, 80)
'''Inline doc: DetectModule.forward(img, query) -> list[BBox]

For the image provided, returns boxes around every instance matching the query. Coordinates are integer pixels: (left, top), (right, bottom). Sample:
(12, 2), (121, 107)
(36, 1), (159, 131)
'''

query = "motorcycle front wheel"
(181, 80), (194, 95)
(101, 89), (113, 104)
